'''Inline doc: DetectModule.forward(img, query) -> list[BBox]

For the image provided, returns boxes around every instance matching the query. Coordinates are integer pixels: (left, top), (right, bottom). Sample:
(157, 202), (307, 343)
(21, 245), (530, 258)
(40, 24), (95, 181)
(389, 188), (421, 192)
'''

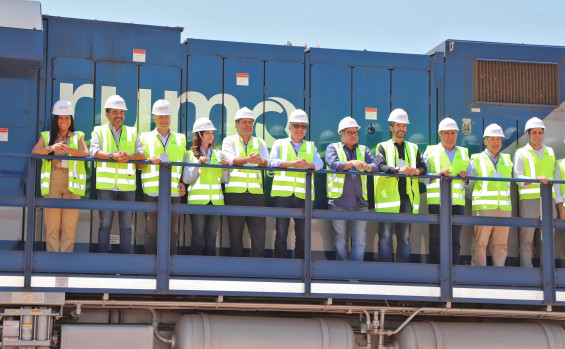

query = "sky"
(39, 0), (565, 55)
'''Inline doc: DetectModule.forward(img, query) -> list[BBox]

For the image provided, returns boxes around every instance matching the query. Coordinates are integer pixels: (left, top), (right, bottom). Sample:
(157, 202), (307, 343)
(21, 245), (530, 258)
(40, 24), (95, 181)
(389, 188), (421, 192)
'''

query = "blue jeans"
(377, 198), (412, 263)
(190, 212), (220, 256)
(274, 195), (305, 259)
(97, 190), (135, 254)
(329, 204), (368, 261)
(428, 204), (464, 265)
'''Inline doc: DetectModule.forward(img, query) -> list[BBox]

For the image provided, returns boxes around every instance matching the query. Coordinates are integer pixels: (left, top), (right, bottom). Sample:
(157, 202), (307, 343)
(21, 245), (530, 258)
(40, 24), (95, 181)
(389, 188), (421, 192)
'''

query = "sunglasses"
(344, 130), (359, 136)
(291, 124), (308, 130)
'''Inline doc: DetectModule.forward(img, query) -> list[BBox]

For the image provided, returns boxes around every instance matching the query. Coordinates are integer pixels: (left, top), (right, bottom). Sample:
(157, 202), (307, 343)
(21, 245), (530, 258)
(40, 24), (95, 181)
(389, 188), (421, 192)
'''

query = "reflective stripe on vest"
(187, 149), (225, 205)
(140, 131), (186, 195)
(425, 144), (469, 206)
(93, 124), (137, 191)
(374, 139), (420, 213)
(326, 142), (368, 200)
(224, 136), (264, 194)
(40, 131), (87, 197)
(271, 139), (315, 200)
(471, 152), (513, 211)
(516, 146), (556, 200)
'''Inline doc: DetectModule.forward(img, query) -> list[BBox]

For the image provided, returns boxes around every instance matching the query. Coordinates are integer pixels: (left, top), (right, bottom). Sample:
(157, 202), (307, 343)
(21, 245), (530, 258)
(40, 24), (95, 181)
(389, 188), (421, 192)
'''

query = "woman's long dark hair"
(48, 114), (75, 152)
(190, 132), (215, 159)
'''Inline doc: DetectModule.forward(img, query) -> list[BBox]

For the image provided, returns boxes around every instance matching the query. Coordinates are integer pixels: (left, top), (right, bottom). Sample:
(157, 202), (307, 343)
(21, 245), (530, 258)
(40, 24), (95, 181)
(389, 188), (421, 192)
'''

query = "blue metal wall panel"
(391, 69), (430, 150)
(186, 53), (224, 141)
(352, 66), (390, 151)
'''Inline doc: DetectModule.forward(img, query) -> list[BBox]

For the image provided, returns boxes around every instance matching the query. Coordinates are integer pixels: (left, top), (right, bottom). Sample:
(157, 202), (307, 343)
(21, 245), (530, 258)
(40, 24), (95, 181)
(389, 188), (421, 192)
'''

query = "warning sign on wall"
(365, 107), (377, 120)
(0, 128), (8, 142)
(236, 73), (249, 86)
(133, 49), (146, 62)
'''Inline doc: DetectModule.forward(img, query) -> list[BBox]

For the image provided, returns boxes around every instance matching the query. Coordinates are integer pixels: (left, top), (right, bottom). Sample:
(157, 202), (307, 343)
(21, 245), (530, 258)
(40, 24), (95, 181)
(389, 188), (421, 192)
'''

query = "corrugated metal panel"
(474, 59), (558, 105)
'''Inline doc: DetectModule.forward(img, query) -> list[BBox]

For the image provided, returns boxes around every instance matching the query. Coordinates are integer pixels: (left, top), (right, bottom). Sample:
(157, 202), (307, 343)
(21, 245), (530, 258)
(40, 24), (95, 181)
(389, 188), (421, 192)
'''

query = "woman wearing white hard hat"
(31, 100), (89, 252)
(183, 118), (229, 256)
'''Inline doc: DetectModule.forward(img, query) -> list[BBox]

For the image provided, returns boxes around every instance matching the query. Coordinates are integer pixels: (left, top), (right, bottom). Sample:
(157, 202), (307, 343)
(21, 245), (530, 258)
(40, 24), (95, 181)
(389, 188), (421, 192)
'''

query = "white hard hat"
(483, 123), (504, 138)
(289, 109), (309, 124)
(338, 116), (361, 133)
(52, 100), (74, 115)
(193, 118), (217, 133)
(524, 117), (545, 133)
(438, 118), (459, 132)
(152, 99), (172, 116)
(388, 108), (410, 124)
(104, 95), (128, 110)
(234, 107), (255, 121)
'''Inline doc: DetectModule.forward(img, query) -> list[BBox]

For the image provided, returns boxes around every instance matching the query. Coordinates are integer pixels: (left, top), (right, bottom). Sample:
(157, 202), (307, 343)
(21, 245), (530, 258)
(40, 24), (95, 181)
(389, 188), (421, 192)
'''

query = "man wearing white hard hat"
(183, 118), (229, 256)
(423, 117), (469, 265)
(138, 100), (186, 255)
(90, 95), (145, 254)
(269, 109), (324, 259)
(513, 116), (561, 267)
(221, 107), (270, 257)
(374, 109), (427, 263)
(325, 116), (378, 261)
(467, 124), (513, 266)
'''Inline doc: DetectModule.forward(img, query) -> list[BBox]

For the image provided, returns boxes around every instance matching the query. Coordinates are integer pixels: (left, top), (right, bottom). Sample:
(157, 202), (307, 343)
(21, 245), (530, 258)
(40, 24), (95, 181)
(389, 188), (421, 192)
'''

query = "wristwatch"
(108, 153), (113, 160)
(395, 166), (400, 173)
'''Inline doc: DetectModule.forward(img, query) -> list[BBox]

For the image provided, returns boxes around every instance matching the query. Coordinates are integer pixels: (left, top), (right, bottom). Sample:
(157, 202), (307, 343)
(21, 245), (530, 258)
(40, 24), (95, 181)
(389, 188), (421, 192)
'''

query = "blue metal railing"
(0, 152), (563, 305)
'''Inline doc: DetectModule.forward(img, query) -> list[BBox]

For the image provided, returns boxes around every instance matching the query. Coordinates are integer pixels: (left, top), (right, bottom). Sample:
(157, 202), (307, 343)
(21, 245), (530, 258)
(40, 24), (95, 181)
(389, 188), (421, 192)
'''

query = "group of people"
(32, 95), (564, 268)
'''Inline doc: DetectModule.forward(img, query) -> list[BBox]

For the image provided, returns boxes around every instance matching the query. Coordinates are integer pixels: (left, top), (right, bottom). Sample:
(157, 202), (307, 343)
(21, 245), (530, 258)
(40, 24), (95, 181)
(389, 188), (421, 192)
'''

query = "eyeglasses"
(344, 130), (359, 136)
(291, 124), (308, 130)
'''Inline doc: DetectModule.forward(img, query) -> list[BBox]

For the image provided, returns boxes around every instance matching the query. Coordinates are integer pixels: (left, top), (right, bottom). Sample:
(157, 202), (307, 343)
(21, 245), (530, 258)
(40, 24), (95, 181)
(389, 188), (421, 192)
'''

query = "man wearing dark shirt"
(375, 109), (427, 263)
(325, 116), (379, 261)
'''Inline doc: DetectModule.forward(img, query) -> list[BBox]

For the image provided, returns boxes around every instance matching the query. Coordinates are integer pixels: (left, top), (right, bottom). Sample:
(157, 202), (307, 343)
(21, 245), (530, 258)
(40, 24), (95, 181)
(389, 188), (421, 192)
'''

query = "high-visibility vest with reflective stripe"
(516, 146), (556, 200)
(271, 138), (315, 200)
(93, 124), (137, 191)
(326, 142), (368, 200)
(471, 151), (513, 211)
(224, 135), (264, 194)
(187, 149), (225, 205)
(374, 139), (420, 213)
(140, 131), (186, 195)
(559, 158), (565, 195)
(40, 131), (87, 197)
(425, 144), (469, 206)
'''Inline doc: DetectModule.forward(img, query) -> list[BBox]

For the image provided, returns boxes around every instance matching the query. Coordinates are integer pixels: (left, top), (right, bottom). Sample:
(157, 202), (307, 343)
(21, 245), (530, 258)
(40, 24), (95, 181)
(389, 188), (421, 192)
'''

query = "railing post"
(304, 169), (313, 296)
(24, 156), (37, 290)
(540, 182), (556, 305)
(156, 163), (172, 294)
(439, 177), (453, 302)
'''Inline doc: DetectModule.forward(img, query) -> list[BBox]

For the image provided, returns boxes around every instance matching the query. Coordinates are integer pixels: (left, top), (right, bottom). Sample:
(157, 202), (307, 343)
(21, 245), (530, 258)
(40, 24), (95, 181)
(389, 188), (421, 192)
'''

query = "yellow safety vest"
(326, 142), (368, 200)
(224, 135), (264, 194)
(425, 144), (469, 206)
(186, 149), (225, 205)
(40, 131), (87, 197)
(271, 138), (315, 200)
(92, 124), (137, 191)
(374, 139), (420, 213)
(140, 130), (186, 195)
(471, 151), (513, 211)
(515, 146), (556, 200)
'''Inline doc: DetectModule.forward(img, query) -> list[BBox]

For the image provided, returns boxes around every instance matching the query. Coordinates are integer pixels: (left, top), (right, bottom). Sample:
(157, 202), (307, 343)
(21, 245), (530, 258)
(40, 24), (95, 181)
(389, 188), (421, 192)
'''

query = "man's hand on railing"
(149, 156), (161, 165)
(537, 176), (549, 185)
(112, 151), (129, 163)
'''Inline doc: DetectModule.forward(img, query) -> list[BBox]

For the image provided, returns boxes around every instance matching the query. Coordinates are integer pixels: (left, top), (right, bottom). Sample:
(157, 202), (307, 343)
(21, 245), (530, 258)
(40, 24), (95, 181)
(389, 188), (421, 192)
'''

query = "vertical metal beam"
(439, 178), (453, 302)
(304, 170), (313, 296)
(24, 157), (38, 290)
(156, 163), (172, 294)
(540, 183), (556, 305)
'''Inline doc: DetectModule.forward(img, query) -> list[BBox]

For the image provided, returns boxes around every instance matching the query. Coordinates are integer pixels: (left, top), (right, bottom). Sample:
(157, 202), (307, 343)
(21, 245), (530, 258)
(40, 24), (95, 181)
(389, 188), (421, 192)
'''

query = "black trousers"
(224, 192), (266, 257)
